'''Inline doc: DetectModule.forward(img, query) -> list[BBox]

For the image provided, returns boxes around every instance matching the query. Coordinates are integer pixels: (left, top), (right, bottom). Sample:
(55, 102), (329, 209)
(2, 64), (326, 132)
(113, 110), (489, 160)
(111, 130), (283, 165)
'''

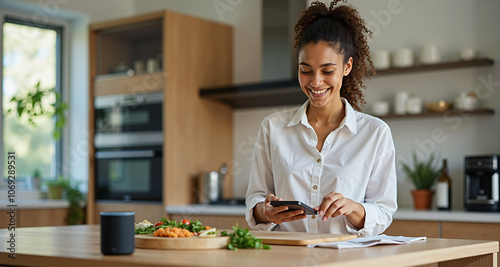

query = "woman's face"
(298, 41), (352, 109)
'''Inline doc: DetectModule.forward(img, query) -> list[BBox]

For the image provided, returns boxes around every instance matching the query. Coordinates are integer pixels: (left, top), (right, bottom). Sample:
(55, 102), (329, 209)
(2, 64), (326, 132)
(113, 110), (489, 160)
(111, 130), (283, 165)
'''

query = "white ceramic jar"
(392, 48), (414, 68)
(419, 45), (441, 65)
(373, 50), (391, 70)
(394, 91), (409, 114)
(454, 92), (477, 111)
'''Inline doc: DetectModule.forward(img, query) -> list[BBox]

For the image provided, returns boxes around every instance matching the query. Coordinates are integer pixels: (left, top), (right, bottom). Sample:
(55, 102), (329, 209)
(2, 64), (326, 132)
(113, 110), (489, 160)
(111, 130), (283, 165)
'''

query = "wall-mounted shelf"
(375, 58), (494, 76)
(200, 58), (494, 109)
(377, 108), (495, 120)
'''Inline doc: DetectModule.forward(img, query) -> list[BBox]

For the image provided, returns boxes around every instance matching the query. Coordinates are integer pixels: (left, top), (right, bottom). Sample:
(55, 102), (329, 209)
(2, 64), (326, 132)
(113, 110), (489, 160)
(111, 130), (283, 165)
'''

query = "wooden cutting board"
(135, 234), (229, 250)
(251, 231), (357, 246)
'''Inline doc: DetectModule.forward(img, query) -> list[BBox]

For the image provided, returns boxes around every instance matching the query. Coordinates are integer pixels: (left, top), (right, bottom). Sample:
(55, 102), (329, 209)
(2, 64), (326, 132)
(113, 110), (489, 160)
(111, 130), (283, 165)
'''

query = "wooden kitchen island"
(0, 225), (497, 267)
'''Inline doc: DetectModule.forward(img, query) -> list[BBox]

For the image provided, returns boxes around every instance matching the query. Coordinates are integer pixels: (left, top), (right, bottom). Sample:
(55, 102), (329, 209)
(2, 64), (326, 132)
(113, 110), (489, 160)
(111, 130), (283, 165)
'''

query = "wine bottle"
(436, 159), (452, 210)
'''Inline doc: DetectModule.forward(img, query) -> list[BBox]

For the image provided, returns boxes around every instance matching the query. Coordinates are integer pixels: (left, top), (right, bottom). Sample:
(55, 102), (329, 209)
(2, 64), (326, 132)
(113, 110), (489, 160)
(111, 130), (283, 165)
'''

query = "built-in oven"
(94, 91), (163, 147)
(95, 146), (162, 202)
(94, 91), (163, 202)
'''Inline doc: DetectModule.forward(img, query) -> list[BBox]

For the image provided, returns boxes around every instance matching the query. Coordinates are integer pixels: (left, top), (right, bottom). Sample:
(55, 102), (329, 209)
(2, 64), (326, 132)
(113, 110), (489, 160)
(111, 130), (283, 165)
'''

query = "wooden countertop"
(0, 225), (497, 267)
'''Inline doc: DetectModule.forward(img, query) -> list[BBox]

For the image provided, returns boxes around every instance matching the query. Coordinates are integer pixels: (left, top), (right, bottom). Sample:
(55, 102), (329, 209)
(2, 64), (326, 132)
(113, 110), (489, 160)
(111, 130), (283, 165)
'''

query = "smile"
(308, 87), (330, 95)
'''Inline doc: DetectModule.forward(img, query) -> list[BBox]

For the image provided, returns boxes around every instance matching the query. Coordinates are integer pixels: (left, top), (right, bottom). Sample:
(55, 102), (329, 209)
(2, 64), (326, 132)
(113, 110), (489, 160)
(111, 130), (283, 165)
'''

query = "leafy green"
(401, 151), (441, 190)
(134, 219), (207, 235)
(6, 81), (68, 140)
(221, 224), (271, 250)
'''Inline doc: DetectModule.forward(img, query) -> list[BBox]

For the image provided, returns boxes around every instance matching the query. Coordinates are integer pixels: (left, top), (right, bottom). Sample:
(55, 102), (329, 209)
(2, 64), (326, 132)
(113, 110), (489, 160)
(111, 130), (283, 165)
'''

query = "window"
(1, 17), (63, 190)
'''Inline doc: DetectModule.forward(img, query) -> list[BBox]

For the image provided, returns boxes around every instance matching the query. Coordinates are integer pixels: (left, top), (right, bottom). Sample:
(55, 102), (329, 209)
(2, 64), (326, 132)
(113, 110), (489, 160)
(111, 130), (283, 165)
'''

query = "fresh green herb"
(134, 219), (207, 235)
(135, 224), (156, 235)
(221, 224), (271, 250)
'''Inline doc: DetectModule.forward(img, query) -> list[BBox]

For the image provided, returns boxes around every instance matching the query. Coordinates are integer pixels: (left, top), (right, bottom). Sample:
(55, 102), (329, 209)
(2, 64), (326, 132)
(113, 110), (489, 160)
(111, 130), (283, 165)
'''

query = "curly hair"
(294, 0), (374, 111)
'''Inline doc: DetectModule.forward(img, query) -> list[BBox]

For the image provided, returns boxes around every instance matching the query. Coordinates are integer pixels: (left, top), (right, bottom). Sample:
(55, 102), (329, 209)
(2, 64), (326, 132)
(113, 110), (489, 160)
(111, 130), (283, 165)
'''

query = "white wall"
(133, 0), (262, 84)
(232, 0), (500, 211)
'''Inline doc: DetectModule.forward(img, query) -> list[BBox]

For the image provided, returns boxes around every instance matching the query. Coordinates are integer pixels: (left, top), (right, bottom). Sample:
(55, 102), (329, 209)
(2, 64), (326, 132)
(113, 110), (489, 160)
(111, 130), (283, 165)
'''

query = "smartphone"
(270, 201), (318, 215)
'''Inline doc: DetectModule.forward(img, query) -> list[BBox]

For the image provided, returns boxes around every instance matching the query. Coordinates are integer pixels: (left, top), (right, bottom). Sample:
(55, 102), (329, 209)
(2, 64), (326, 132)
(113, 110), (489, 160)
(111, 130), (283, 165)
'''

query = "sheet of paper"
(307, 234), (427, 249)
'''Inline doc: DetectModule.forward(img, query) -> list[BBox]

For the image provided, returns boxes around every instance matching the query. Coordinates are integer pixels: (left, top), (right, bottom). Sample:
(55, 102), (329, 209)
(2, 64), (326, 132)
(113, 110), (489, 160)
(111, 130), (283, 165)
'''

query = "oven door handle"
(95, 150), (156, 159)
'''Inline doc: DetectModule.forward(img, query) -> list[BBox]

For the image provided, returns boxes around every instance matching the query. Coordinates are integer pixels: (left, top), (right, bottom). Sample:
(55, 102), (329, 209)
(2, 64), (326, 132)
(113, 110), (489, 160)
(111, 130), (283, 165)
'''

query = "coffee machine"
(464, 155), (499, 211)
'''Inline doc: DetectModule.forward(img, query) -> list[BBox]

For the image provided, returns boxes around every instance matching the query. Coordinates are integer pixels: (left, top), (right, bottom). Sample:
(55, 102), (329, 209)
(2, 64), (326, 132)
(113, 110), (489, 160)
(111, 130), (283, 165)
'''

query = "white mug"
(373, 50), (391, 70)
(407, 96), (423, 114)
(372, 101), (390, 116)
(394, 91), (409, 114)
(459, 48), (477, 61)
(392, 48), (414, 68)
(420, 45), (441, 65)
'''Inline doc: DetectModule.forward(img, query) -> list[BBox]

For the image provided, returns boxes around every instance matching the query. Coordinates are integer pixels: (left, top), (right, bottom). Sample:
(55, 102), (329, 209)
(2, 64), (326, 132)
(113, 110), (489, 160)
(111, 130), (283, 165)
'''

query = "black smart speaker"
(100, 211), (135, 255)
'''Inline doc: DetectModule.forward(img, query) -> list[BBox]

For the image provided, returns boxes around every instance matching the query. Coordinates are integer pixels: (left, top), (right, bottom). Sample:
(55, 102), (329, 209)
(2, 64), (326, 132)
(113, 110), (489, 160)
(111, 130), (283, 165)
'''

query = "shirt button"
(312, 215), (316, 219)
(316, 158), (321, 163)
(313, 185), (318, 190)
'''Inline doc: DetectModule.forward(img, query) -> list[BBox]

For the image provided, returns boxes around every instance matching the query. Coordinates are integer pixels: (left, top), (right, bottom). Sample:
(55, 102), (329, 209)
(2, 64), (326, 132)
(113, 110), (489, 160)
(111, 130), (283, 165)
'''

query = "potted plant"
(46, 176), (85, 224)
(46, 176), (69, 199)
(401, 152), (441, 210)
(64, 180), (85, 225)
(32, 169), (42, 189)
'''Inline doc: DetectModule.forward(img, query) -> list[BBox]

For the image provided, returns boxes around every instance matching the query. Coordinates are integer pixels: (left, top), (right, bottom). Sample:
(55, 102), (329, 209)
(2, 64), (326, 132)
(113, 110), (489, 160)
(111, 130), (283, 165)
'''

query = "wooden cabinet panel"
(383, 220), (439, 238)
(442, 222), (500, 241)
(0, 209), (69, 228)
(442, 222), (500, 264)
(169, 214), (247, 229)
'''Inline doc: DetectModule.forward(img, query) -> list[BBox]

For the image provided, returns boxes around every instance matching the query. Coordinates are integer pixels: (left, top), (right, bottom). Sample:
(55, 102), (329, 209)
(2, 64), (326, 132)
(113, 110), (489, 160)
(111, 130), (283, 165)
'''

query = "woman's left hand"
(315, 191), (365, 227)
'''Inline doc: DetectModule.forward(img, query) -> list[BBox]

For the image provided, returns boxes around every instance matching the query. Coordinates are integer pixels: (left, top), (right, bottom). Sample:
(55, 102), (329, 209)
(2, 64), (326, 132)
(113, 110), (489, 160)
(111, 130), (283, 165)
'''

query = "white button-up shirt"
(245, 99), (397, 236)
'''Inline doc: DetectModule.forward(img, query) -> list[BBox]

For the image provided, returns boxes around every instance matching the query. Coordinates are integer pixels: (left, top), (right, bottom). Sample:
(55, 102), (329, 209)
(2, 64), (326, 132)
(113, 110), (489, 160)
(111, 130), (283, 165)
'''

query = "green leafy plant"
(32, 169), (42, 178)
(64, 179), (85, 225)
(6, 81), (68, 139)
(46, 176), (85, 225)
(221, 224), (271, 250)
(31, 169), (42, 189)
(46, 176), (70, 188)
(401, 152), (441, 190)
(45, 176), (69, 199)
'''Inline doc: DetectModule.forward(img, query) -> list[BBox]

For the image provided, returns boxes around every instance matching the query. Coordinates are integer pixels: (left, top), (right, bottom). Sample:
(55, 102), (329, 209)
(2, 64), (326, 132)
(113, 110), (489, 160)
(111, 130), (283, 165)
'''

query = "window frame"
(0, 8), (70, 184)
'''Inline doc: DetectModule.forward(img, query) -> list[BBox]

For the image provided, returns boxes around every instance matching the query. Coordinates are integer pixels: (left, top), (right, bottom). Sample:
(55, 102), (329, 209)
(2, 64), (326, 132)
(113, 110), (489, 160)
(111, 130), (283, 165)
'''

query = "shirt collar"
(287, 98), (358, 134)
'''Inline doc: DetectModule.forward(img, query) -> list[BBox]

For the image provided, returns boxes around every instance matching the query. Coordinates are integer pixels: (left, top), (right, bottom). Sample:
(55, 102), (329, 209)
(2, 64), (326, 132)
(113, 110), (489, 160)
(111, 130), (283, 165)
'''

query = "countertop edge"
(165, 205), (500, 223)
(166, 205), (246, 216)
(0, 200), (70, 210)
(393, 209), (500, 223)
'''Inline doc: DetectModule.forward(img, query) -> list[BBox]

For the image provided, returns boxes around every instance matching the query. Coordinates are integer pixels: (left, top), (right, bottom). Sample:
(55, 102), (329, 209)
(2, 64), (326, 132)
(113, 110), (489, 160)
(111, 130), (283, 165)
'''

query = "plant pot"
(47, 185), (63, 199)
(411, 189), (434, 210)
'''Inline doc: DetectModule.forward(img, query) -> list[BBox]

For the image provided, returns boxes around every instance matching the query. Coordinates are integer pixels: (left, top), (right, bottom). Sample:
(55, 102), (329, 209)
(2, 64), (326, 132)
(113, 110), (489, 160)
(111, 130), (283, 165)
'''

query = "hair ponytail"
(294, 0), (374, 111)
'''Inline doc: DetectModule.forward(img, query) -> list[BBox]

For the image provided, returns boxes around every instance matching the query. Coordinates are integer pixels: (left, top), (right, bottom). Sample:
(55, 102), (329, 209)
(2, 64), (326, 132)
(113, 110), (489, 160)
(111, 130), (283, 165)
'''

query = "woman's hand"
(254, 194), (307, 224)
(315, 191), (366, 229)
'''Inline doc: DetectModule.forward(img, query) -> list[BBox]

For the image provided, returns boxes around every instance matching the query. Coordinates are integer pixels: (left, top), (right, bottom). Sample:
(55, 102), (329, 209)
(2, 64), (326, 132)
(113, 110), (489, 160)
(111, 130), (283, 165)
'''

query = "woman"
(245, 0), (397, 236)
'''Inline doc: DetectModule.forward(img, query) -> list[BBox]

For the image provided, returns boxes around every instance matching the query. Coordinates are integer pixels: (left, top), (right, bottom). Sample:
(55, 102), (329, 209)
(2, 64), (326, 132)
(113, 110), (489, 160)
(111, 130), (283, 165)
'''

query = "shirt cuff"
(246, 198), (277, 231)
(344, 203), (388, 236)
